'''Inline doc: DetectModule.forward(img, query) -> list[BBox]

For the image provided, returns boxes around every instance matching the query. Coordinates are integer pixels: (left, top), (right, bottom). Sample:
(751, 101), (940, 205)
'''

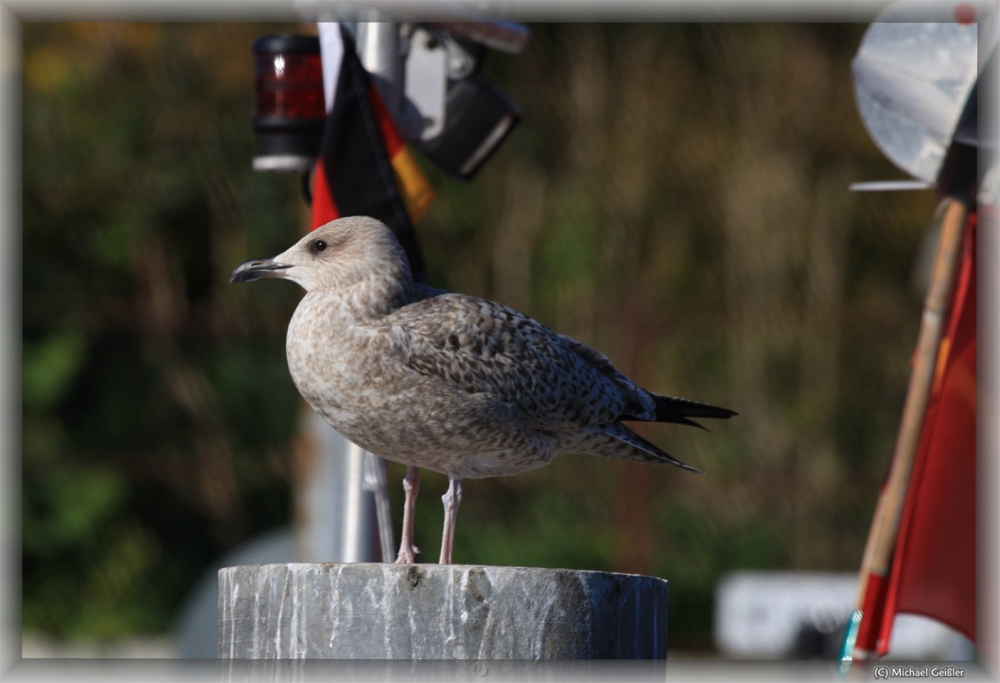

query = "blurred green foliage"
(23, 22), (303, 640)
(23, 22), (936, 651)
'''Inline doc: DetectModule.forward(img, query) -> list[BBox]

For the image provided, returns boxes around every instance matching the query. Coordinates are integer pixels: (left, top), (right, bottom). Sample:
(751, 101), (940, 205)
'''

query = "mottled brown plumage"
(231, 216), (736, 563)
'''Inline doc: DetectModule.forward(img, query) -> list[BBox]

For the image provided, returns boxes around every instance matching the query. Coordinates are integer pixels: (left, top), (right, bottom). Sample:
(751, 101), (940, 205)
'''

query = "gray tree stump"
(218, 563), (668, 659)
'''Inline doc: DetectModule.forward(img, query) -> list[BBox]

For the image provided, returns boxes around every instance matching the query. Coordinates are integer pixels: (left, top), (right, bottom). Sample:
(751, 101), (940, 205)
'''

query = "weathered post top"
(219, 563), (668, 659)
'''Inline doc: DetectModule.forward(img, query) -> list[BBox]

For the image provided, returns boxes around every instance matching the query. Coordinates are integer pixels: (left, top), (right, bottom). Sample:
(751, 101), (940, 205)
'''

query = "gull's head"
(230, 216), (411, 293)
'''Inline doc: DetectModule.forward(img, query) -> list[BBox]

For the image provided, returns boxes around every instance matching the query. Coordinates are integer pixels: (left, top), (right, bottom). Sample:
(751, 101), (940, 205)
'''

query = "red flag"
(875, 212), (977, 653)
(310, 24), (433, 282)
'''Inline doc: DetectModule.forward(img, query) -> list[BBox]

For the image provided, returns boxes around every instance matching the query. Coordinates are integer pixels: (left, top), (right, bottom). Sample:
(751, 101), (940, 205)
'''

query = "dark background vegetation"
(22, 22), (937, 651)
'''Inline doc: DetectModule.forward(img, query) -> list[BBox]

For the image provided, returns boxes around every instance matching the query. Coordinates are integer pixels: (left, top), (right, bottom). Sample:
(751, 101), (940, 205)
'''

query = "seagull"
(231, 216), (736, 565)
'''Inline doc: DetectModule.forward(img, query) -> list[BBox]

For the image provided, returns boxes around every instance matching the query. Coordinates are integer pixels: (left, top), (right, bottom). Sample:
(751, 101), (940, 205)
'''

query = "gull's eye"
(312, 240), (327, 253)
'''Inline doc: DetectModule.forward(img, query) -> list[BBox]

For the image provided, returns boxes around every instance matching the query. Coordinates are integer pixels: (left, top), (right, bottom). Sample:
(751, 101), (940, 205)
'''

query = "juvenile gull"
(231, 216), (736, 564)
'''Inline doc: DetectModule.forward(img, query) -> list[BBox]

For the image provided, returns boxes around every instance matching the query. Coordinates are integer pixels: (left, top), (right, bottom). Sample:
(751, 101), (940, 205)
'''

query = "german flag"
(311, 23), (433, 282)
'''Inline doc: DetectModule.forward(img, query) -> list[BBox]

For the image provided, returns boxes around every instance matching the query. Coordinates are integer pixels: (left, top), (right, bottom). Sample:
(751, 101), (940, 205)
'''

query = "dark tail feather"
(625, 393), (737, 427)
(602, 423), (707, 475)
(672, 415), (711, 432)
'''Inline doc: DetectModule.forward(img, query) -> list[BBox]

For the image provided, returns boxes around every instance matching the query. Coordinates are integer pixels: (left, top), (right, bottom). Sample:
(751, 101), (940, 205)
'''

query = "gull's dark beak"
(230, 257), (292, 284)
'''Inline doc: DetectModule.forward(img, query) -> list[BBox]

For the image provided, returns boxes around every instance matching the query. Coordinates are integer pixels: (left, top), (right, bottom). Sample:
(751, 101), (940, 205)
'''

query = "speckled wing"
(554, 334), (656, 419)
(380, 293), (643, 429)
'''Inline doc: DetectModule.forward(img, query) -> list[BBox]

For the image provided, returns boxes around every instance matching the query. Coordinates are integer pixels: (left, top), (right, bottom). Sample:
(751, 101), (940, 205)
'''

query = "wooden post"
(848, 198), (969, 660)
(218, 563), (668, 659)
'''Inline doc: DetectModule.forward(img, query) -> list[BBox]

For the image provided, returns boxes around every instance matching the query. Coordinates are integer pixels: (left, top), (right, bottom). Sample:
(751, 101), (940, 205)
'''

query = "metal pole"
(355, 22), (403, 117)
(295, 410), (380, 563)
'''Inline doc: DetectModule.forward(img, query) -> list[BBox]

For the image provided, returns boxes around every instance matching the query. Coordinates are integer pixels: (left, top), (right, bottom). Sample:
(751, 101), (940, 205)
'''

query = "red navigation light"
(252, 35), (326, 172)
(255, 46), (325, 120)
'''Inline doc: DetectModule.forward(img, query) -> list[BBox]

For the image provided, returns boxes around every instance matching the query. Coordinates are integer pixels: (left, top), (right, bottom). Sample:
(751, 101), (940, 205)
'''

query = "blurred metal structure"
(405, 22), (523, 179)
(853, 21), (979, 184)
(345, 20), (527, 179)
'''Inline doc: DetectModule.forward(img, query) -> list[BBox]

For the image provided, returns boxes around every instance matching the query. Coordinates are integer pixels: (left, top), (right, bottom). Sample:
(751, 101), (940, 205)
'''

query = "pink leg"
(395, 466), (421, 564)
(439, 477), (463, 565)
